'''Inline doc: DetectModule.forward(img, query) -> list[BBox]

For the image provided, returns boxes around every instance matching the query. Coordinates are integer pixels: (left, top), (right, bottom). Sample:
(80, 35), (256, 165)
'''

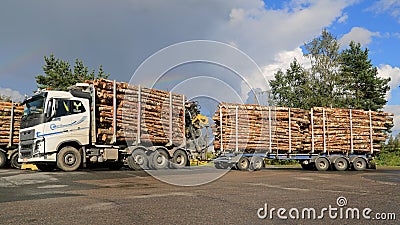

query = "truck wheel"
(128, 149), (148, 170)
(315, 157), (329, 171)
(57, 146), (82, 172)
(352, 157), (367, 171)
(149, 149), (169, 170)
(0, 151), (6, 168)
(237, 157), (250, 171)
(334, 157), (348, 171)
(10, 151), (22, 169)
(250, 157), (264, 171)
(171, 149), (188, 169)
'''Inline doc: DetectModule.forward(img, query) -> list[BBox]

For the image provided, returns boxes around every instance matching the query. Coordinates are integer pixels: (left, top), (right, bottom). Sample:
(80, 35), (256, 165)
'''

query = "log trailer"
(18, 81), (208, 171)
(213, 103), (393, 171)
(0, 101), (22, 169)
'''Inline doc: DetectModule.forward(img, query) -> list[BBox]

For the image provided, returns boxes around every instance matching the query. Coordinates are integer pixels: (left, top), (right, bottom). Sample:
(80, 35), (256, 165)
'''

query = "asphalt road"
(0, 166), (399, 224)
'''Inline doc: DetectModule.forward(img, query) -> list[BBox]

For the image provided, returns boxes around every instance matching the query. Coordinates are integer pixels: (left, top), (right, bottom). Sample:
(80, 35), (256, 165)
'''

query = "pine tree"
(339, 41), (390, 111)
(36, 54), (110, 91)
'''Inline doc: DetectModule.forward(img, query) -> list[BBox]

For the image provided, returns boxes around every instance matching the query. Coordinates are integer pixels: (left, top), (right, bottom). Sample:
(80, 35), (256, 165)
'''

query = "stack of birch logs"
(0, 101), (23, 146)
(212, 103), (309, 153)
(87, 79), (185, 146)
(213, 103), (394, 154)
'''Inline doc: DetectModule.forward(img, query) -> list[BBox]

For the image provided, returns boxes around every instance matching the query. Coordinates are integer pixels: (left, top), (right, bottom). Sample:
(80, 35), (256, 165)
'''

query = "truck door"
(42, 99), (90, 153)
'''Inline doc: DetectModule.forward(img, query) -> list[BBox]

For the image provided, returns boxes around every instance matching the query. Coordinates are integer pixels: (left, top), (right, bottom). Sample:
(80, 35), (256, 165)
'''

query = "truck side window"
(55, 99), (70, 117)
(71, 100), (85, 114)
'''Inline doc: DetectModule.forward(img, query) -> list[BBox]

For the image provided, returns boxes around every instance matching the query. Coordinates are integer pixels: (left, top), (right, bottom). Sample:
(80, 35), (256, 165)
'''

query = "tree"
(339, 41), (390, 111)
(269, 59), (314, 109)
(269, 29), (391, 111)
(304, 29), (342, 107)
(36, 54), (109, 91)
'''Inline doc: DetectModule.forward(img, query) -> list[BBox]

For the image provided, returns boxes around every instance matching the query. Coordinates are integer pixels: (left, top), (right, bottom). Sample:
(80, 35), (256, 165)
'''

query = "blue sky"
(0, 0), (399, 131)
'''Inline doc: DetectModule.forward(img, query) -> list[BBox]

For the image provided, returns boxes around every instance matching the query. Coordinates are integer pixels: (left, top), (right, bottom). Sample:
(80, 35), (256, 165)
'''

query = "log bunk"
(213, 103), (394, 154)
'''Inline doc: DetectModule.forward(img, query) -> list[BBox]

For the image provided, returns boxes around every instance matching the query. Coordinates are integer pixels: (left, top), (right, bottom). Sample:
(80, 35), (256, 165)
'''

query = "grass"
(376, 151), (400, 166)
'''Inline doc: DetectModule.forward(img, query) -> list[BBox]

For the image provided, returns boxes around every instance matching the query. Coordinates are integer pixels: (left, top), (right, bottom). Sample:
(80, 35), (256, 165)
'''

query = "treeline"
(379, 134), (400, 166)
(269, 29), (390, 112)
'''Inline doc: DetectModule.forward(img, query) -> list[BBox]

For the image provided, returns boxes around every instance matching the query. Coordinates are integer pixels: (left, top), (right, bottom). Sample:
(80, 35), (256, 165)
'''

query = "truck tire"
(57, 146), (82, 172)
(0, 151), (6, 168)
(10, 151), (22, 169)
(149, 149), (169, 170)
(237, 157), (250, 171)
(171, 149), (188, 169)
(250, 157), (264, 171)
(128, 148), (148, 170)
(315, 157), (329, 171)
(352, 157), (367, 171)
(333, 157), (348, 171)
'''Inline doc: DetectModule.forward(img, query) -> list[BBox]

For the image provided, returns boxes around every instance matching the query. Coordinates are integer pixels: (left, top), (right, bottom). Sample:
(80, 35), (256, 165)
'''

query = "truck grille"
(19, 140), (34, 159)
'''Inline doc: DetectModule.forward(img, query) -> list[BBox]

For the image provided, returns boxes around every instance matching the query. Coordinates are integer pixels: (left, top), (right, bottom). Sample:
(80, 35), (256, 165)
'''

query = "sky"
(0, 0), (399, 132)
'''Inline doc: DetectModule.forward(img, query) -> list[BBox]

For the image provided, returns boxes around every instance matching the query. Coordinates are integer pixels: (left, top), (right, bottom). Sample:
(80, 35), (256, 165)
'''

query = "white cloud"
(338, 13), (348, 23)
(262, 47), (310, 81)
(377, 64), (400, 101)
(384, 105), (400, 133)
(339, 27), (380, 47)
(0, 87), (24, 102)
(367, 0), (400, 23)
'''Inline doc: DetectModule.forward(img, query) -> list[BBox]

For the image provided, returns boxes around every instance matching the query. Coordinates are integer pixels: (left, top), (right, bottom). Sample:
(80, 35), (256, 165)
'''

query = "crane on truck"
(18, 80), (209, 171)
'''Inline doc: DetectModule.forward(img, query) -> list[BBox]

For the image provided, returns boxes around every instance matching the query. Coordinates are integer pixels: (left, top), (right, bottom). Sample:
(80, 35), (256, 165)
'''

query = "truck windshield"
(23, 97), (45, 117)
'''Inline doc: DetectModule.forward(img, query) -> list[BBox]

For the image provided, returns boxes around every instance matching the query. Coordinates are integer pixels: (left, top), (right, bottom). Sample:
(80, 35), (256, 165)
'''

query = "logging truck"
(0, 101), (22, 169)
(18, 80), (209, 171)
(213, 103), (393, 171)
(17, 79), (394, 172)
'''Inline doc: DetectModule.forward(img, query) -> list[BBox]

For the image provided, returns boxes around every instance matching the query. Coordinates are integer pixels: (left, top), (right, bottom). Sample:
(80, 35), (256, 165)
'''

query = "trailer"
(18, 79), (208, 171)
(0, 100), (23, 169)
(213, 103), (393, 171)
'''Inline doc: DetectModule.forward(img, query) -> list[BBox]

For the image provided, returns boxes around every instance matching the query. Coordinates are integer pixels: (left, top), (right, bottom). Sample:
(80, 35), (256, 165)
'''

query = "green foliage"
(304, 29), (341, 107)
(377, 134), (400, 166)
(36, 54), (110, 91)
(269, 30), (390, 111)
(339, 41), (390, 111)
(269, 59), (314, 109)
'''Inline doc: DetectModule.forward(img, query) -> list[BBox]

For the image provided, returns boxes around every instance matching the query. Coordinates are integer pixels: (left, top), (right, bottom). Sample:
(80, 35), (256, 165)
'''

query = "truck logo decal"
(50, 116), (87, 130)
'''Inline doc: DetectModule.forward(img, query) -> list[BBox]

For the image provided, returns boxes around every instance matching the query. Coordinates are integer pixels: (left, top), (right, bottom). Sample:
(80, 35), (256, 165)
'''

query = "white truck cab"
(19, 89), (90, 170)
